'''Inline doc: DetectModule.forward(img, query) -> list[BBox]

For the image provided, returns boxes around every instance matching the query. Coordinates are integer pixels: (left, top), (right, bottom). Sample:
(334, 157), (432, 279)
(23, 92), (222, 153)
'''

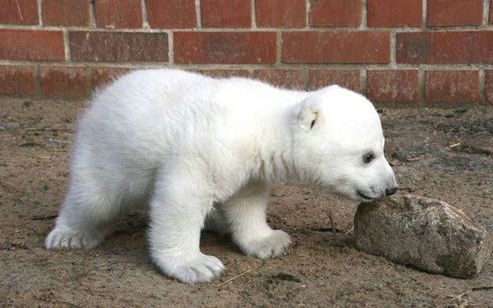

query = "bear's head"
(291, 85), (397, 202)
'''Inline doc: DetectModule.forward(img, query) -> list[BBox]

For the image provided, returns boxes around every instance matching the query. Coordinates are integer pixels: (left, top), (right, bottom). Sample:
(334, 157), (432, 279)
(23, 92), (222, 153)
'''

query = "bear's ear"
(296, 101), (320, 132)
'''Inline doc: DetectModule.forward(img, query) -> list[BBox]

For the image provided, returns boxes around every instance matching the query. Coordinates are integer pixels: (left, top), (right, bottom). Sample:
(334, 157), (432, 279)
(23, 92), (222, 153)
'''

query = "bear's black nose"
(386, 187), (397, 196)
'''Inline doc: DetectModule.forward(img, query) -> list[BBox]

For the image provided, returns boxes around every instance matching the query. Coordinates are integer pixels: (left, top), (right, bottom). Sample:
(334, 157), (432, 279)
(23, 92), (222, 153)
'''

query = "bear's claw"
(154, 253), (225, 283)
(45, 227), (103, 249)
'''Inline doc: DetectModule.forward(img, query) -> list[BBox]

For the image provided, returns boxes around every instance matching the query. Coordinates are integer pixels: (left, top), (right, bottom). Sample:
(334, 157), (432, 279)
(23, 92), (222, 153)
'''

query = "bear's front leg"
(149, 166), (225, 283)
(223, 183), (291, 259)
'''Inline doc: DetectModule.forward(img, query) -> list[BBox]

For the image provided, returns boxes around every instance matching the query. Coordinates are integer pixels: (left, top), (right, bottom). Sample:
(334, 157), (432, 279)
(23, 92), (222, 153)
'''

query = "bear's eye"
(363, 152), (375, 164)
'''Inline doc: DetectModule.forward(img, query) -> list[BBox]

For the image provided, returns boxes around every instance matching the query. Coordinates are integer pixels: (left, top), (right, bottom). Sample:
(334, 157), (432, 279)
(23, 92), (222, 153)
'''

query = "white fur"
(45, 69), (397, 283)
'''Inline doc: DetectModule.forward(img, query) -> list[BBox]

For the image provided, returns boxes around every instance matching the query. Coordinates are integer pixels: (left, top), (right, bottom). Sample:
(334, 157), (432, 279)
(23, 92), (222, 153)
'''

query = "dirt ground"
(1, 97), (492, 307)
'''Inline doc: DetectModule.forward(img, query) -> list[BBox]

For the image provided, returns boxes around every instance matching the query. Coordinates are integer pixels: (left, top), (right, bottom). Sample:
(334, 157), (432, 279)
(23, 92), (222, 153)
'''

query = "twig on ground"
(217, 269), (252, 287)
(58, 301), (81, 308)
(397, 187), (417, 193)
(19, 142), (42, 147)
(344, 226), (354, 235)
(47, 139), (70, 144)
(25, 127), (72, 132)
(71, 262), (119, 281)
(472, 286), (493, 291)
(447, 290), (470, 307)
(32, 214), (58, 220)
(328, 210), (336, 232)
(406, 156), (425, 162)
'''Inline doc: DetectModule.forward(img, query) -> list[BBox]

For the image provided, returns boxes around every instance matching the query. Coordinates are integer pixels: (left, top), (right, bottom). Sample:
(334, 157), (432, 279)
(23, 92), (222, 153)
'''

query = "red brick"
(69, 31), (168, 62)
(92, 67), (132, 89)
(256, 0), (306, 28)
(0, 0), (38, 25)
(367, 70), (419, 102)
(309, 0), (362, 27)
(42, 0), (89, 26)
(0, 30), (64, 61)
(201, 0), (251, 28)
(307, 70), (361, 92)
(425, 71), (480, 103)
(146, 0), (196, 29)
(174, 32), (276, 64)
(0, 65), (36, 96)
(397, 32), (493, 64)
(40, 66), (90, 98)
(368, 0), (422, 27)
(197, 70), (251, 78)
(95, 0), (142, 29)
(254, 69), (305, 89)
(283, 31), (390, 64)
(428, 0), (483, 26)
(485, 71), (493, 103)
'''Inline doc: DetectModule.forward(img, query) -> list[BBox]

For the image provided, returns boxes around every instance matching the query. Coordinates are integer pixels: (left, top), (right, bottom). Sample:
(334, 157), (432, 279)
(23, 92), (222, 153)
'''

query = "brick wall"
(1, 0), (493, 104)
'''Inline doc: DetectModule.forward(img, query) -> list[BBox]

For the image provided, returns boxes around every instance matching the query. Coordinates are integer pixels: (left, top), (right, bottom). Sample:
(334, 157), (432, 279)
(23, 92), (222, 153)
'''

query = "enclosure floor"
(1, 98), (492, 306)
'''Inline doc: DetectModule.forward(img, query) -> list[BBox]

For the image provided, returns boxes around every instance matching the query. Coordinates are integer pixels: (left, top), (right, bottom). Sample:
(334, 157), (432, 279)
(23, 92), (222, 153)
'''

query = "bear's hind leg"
(45, 178), (131, 249)
(223, 183), (291, 259)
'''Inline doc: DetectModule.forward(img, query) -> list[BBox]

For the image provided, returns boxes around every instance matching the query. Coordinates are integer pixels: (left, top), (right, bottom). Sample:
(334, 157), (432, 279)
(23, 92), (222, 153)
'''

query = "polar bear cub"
(45, 69), (397, 283)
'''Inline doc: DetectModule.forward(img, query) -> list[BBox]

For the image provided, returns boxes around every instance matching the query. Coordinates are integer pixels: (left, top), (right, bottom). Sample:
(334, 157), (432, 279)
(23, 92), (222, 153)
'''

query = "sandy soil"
(1, 97), (492, 306)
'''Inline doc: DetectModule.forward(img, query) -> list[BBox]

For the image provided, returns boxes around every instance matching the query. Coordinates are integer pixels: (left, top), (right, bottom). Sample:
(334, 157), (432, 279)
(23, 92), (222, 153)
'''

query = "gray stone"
(354, 194), (493, 278)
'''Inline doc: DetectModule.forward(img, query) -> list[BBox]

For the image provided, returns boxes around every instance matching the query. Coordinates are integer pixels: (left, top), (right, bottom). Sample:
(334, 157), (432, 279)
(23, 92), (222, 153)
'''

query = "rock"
(354, 194), (493, 278)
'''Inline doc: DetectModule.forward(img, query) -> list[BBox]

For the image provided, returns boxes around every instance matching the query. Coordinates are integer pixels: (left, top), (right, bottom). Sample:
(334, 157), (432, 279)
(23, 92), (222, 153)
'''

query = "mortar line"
(1, 61), (492, 71)
(63, 28), (70, 61)
(419, 68), (425, 105)
(483, 0), (490, 26)
(305, 0), (311, 29)
(36, 0), (42, 26)
(302, 68), (309, 90)
(390, 32), (397, 68)
(361, 69), (367, 95)
(34, 63), (41, 97)
(361, 0), (368, 30)
(2, 23), (493, 32)
(195, 0), (201, 28)
(423, 0), (428, 30)
(141, 0), (150, 29)
(247, 68), (254, 77)
(276, 31), (282, 65)
(87, 64), (94, 94)
(251, 0), (257, 29)
(89, 0), (96, 28)
(479, 68), (486, 103)
(168, 31), (174, 66)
